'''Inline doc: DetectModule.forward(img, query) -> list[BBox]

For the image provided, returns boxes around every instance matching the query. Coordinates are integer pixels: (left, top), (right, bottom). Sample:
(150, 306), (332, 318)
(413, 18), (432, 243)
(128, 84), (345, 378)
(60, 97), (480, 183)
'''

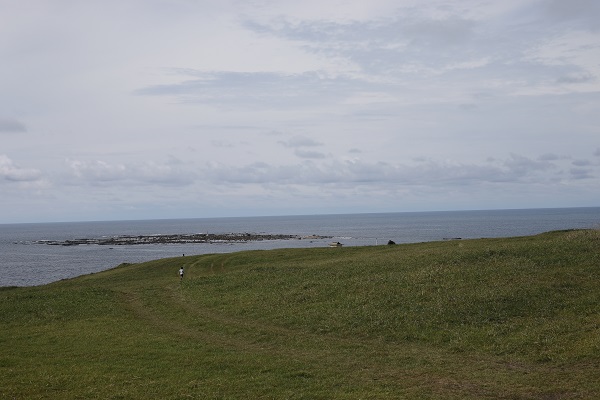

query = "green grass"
(1, 229), (600, 399)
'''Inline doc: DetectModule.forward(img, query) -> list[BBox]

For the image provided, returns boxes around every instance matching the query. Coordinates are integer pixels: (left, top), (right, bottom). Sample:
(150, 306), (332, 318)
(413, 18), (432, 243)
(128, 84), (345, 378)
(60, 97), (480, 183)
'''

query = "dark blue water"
(1, 208), (599, 287)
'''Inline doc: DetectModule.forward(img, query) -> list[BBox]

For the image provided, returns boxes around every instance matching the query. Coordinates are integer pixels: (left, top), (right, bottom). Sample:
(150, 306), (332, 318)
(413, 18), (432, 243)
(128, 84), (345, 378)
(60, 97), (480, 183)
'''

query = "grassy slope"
(1, 229), (599, 399)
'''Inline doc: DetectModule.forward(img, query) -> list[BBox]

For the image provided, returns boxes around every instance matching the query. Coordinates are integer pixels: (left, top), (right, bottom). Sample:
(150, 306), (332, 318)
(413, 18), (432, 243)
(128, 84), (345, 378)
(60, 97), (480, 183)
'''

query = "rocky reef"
(35, 233), (330, 246)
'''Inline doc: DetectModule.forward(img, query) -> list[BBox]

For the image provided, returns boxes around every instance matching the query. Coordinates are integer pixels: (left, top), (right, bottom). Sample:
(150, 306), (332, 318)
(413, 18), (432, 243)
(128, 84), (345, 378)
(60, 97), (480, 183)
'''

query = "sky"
(1, 0), (599, 223)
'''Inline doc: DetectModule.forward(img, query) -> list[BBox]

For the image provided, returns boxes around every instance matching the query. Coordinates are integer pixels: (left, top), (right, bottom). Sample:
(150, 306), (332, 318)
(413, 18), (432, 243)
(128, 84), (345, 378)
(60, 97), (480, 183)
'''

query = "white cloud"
(0, 155), (42, 182)
(66, 158), (195, 187)
(200, 154), (592, 187)
(294, 149), (327, 159)
(279, 135), (323, 148)
(0, 118), (26, 133)
(541, 0), (600, 28)
(135, 70), (365, 110)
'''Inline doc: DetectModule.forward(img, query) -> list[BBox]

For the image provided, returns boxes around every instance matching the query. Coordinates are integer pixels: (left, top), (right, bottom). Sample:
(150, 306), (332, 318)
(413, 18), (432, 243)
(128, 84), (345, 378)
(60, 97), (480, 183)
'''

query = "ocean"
(1, 207), (599, 287)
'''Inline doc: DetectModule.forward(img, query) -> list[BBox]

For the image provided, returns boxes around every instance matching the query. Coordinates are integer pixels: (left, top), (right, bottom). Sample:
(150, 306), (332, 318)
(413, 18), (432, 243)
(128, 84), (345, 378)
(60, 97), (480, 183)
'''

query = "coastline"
(2, 207), (599, 287)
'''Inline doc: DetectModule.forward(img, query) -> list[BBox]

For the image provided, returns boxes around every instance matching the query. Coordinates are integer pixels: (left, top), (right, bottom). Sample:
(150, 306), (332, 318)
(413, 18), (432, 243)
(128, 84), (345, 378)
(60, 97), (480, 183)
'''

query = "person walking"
(179, 266), (184, 280)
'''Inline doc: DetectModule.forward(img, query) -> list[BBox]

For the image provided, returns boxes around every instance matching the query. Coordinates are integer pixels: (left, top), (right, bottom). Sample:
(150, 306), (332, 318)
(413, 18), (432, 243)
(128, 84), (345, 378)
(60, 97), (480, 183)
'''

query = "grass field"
(1, 229), (599, 399)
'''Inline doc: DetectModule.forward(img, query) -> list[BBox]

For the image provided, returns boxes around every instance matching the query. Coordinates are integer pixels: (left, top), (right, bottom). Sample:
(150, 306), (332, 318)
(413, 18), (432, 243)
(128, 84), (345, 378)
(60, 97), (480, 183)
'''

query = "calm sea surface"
(1, 208), (599, 287)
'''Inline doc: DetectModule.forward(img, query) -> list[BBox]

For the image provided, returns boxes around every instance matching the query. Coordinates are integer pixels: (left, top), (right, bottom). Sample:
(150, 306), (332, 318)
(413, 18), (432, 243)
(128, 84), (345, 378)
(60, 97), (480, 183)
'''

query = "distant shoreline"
(4, 207), (598, 287)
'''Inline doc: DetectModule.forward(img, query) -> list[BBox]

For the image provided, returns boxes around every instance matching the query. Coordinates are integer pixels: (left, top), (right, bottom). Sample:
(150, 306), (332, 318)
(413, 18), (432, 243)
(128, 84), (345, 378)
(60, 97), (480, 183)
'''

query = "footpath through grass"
(1, 229), (599, 399)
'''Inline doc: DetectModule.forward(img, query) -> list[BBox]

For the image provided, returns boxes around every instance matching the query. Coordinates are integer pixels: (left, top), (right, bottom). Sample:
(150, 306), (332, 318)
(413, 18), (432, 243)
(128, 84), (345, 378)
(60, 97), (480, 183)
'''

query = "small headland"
(3, 229), (599, 398)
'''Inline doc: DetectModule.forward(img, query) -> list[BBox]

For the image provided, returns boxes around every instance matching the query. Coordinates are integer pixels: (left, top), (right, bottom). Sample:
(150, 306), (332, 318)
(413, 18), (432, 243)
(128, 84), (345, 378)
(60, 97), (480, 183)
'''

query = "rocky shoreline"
(35, 233), (331, 246)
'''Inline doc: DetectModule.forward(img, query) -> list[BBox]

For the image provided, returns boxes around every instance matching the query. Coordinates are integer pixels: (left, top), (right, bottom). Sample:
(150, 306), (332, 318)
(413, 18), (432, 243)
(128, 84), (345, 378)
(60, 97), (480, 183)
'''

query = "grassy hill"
(1, 229), (599, 399)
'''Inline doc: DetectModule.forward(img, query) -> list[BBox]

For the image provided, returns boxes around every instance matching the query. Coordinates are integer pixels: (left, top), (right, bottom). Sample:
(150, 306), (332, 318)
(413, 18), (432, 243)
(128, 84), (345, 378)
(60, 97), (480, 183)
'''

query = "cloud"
(556, 72), (595, 84)
(538, 153), (566, 161)
(211, 140), (236, 148)
(501, 154), (558, 181)
(246, 4), (600, 100)
(0, 118), (26, 133)
(67, 158), (195, 187)
(0, 155), (41, 182)
(245, 13), (476, 49)
(131, 4), (600, 118)
(572, 159), (592, 167)
(244, 15), (477, 76)
(200, 154), (581, 188)
(134, 70), (358, 107)
(279, 135), (323, 148)
(570, 168), (594, 179)
(277, 135), (326, 159)
(403, 17), (476, 47)
(132, 4), (599, 118)
(541, 0), (600, 29)
(294, 149), (326, 159)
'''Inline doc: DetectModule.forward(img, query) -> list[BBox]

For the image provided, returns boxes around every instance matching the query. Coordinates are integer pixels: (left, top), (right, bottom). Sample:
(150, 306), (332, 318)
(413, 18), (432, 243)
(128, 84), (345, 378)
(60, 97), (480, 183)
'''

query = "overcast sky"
(1, 0), (599, 223)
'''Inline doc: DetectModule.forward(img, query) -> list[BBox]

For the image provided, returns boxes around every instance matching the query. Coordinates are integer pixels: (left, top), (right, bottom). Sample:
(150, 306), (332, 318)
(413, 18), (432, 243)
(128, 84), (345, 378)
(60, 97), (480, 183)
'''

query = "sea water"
(1, 207), (599, 287)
